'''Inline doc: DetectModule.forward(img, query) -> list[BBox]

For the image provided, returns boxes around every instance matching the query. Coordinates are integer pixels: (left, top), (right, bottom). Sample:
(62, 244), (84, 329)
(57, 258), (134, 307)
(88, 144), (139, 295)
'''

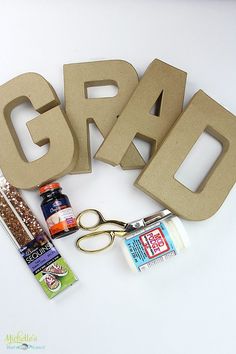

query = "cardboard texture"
(136, 90), (236, 221)
(64, 60), (145, 173)
(0, 73), (76, 189)
(95, 59), (187, 166)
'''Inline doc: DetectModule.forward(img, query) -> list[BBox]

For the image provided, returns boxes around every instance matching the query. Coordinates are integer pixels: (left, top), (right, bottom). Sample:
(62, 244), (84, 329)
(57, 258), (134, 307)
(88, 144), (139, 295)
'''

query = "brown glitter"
(0, 177), (45, 248)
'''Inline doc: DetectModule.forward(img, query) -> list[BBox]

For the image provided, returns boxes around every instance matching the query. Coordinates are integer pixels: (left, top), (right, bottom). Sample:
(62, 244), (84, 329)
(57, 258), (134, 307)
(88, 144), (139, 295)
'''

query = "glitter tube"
(0, 176), (43, 243)
(0, 182), (34, 247)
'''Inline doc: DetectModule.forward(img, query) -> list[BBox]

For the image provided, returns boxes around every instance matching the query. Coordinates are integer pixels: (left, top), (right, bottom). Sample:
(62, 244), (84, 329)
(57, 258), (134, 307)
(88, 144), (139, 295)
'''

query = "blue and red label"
(124, 222), (176, 271)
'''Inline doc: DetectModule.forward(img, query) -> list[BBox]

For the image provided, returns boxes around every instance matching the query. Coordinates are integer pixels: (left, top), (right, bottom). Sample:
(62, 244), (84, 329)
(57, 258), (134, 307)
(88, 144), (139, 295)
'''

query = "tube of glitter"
(0, 174), (78, 299)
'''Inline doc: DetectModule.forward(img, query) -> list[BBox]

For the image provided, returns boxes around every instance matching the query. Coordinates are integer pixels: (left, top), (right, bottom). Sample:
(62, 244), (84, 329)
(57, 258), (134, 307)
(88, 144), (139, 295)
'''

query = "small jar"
(121, 215), (189, 272)
(39, 183), (78, 239)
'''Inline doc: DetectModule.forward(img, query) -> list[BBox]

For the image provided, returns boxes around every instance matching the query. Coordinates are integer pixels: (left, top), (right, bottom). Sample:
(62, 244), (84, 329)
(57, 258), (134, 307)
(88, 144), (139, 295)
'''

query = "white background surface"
(0, 1), (236, 353)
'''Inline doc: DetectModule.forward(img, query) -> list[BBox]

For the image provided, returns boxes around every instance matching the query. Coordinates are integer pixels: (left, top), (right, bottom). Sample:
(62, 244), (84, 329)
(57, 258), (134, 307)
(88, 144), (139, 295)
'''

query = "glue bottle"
(121, 215), (189, 272)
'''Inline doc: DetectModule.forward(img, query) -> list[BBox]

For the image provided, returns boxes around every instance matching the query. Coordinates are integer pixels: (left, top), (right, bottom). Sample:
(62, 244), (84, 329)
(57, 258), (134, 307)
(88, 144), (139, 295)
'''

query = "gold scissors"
(76, 208), (173, 253)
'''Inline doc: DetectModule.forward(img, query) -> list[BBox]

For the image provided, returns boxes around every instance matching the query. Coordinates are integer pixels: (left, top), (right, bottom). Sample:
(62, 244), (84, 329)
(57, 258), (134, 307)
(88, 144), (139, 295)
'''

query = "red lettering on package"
(140, 227), (170, 258)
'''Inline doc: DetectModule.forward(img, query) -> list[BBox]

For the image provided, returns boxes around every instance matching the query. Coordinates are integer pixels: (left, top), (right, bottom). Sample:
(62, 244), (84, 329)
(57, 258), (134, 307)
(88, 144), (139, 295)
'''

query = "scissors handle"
(76, 209), (126, 231)
(76, 230), (127, 253)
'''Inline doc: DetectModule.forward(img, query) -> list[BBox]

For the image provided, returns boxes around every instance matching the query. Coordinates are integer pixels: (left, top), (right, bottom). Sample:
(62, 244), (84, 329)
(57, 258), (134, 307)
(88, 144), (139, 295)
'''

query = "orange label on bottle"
(46, 208), (77, 235)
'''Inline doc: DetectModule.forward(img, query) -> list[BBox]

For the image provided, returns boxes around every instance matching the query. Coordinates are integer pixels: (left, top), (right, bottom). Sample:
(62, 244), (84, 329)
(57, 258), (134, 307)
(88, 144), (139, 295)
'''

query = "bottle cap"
(39, 183), (61, 195)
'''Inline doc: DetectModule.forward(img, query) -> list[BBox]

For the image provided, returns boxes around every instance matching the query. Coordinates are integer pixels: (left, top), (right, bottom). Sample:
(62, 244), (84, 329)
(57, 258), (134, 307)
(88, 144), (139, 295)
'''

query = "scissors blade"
(125, 219), (145, 232)
(143, 209), (173, 225)
(125, 209), (173, 232)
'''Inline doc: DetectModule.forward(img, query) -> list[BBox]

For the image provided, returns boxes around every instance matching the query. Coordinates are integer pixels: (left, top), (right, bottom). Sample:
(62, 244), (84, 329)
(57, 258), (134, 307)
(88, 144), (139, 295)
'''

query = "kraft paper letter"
(0, 73), (76, 189)
(96, 59), (187, 166)
(136, 90), (236, 220)
(64, 60), (145, 173)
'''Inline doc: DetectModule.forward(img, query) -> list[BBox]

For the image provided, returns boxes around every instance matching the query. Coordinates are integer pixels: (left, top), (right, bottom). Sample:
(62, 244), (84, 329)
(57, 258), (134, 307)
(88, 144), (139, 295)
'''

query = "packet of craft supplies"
(121, 214), (190, 272)
(0, 174), (78, 299)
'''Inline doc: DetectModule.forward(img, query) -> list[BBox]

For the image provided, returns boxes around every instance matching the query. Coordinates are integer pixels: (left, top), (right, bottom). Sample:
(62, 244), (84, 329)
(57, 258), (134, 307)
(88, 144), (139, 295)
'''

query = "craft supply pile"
(0, 58), (235, 299)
